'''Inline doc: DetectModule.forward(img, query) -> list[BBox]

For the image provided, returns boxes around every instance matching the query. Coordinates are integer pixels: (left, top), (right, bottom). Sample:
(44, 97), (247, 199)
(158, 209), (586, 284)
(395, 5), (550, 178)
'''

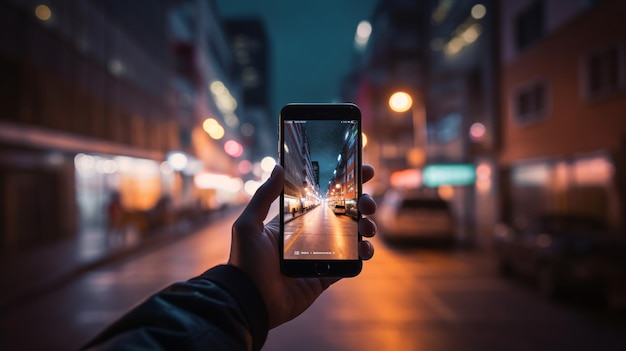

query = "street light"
(389, 91), (413, 113)
(389, 90), (426, 167)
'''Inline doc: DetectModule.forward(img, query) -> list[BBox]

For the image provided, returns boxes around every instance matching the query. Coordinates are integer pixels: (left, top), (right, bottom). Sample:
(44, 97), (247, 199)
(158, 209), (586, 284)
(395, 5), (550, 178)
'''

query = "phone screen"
(279, 104), (362, 277)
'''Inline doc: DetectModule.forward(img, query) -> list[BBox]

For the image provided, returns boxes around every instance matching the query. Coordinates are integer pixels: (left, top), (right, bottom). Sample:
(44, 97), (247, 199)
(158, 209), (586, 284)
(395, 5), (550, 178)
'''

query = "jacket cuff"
(197, 265), (269, 351)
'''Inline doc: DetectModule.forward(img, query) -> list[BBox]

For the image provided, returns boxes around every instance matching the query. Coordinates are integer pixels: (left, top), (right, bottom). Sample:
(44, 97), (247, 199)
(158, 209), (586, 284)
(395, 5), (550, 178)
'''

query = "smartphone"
(279, 103), (362, 277)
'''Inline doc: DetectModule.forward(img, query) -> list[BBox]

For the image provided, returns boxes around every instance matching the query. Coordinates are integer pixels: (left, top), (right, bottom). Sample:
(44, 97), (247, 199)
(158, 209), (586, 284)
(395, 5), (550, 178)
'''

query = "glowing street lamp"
(389, 91), (413, 113)
(389, 91), (426, 167)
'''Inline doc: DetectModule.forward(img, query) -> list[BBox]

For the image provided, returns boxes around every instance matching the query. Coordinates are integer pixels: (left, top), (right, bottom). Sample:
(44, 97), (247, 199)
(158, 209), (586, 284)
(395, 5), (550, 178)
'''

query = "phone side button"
(314, 262), (331, 276)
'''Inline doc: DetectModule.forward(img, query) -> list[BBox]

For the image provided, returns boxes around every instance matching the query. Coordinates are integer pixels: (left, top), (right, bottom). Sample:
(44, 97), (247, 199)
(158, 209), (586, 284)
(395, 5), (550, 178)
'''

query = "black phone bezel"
(278, 103), (363, 277)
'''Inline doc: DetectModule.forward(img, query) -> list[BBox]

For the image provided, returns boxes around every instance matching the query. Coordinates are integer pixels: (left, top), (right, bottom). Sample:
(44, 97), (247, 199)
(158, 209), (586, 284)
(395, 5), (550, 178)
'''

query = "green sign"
(423, 164), (475, 187)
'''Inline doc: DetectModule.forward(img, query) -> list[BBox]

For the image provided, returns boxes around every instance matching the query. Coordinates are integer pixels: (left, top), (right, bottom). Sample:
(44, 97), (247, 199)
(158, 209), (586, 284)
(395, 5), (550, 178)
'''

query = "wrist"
(200, 265), (269, 351)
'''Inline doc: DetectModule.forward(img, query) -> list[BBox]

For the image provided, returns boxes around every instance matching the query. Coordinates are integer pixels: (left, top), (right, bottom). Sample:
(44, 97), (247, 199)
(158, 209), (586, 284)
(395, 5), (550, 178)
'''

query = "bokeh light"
(244, 180), (262, 196)
(389, 91), (413, 112)
(471, 4), (487, 20)
(469, 122), (486, 141)
(224, 140), (244, 158)
(355, 20), (372, 46)
(203, 118), (225, 140)
(238, 160), (253, 174)
(260, 156), (276, 172)
(167, 152), (188, 171)
(35, 4), (52, 21)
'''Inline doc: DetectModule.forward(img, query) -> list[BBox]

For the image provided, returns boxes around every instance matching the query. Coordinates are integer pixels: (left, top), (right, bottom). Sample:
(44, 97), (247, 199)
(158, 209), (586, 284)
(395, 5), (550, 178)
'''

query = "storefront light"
(98, 159), (118, 174)
(167, 152), (188, 171)
(390, 168), (422, 189)
(423, 164), (476, 187)
(194, 173), (242, 192)
(75, 153), (95, 172)
(512, 163), (550, 186)
(114, 156), (134, 173)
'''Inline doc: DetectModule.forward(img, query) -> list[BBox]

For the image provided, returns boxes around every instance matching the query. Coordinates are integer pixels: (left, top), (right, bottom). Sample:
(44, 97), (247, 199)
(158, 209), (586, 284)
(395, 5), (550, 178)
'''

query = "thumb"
(237, 165), (284, 229)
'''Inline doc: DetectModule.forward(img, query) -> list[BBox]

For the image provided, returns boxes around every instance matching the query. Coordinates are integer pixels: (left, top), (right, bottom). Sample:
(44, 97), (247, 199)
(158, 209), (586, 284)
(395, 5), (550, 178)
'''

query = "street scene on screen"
(282, 120), (359, 260)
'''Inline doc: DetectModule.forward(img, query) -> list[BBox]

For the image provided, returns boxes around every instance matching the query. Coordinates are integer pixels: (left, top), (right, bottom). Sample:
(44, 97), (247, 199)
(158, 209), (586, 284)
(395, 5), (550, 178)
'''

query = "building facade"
(223, 18), (274, 165)
(425, 0), (499, 247)
(0, 0), (246, 253)
(499, 0), (626, 231)
(343, 0), (499, 247)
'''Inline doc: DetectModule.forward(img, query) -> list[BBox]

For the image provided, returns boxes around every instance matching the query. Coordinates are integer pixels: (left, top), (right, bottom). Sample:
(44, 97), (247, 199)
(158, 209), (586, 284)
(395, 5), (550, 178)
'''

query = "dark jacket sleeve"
(82, 265), (269, 351)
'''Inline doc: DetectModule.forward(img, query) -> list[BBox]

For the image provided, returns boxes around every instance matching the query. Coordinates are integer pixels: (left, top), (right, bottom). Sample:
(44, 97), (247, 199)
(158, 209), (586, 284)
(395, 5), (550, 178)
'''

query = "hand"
(229, 164), (377, 328)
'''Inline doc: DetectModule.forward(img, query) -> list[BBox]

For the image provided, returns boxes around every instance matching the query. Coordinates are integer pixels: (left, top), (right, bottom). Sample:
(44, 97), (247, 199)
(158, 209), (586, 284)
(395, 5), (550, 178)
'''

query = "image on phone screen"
(282, 118), (360, 260)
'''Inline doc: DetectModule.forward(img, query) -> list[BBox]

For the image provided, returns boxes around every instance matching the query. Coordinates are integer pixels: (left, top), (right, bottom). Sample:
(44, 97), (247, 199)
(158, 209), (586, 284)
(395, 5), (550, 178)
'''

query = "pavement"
(0, 206), (242, 315)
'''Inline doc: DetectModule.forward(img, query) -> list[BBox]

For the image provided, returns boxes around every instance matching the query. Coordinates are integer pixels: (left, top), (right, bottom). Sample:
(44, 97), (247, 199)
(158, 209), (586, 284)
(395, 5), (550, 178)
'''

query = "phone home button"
(314, 262), (331, 276)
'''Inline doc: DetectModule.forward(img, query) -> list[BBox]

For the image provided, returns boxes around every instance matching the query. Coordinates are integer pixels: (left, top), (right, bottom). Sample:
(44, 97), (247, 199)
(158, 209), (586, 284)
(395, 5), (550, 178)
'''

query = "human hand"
(229, 164), (377, 328)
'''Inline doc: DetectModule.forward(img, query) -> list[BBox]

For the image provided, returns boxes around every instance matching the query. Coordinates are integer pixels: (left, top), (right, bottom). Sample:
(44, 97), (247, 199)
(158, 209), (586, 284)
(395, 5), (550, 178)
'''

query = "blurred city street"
(1, 202), (626, 350)
(0, 205), (239, 350)
(2, 0), (626, 350)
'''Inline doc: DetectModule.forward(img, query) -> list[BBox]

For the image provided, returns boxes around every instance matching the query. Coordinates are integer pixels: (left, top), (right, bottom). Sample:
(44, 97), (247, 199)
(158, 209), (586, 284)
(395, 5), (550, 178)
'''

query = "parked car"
(494, 214), (626, 310)
(377, 189), (455, 246)
(348, 206), (359, 220)
(333, 204), (346, 215)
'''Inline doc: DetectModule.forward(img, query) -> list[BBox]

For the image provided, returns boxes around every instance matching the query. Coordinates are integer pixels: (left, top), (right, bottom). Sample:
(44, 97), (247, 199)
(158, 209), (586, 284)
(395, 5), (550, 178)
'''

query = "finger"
(362, 164), (374, 184)
(238, 165), (284, 227)
(358, 240), (374, 260)
(358, 193), (376, 215)
(359, 217), (377, 238)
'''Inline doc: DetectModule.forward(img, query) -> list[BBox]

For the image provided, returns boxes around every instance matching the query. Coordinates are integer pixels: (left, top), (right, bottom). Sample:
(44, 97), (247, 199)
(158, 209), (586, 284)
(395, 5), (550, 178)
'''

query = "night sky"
(302, 120), (355, 193)
(215, 0), (378, 119)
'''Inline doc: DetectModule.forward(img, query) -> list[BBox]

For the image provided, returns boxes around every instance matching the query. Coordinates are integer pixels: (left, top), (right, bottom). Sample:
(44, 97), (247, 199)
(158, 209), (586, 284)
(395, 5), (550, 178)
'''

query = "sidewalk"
(0, 206), (241, 315)
(285, 204), (321, 223)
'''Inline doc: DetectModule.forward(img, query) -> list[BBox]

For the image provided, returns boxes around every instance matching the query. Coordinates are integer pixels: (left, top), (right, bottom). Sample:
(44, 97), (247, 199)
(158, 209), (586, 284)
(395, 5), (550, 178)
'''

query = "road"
(284, 204), (358, 259)
(1, 204), (625, 350)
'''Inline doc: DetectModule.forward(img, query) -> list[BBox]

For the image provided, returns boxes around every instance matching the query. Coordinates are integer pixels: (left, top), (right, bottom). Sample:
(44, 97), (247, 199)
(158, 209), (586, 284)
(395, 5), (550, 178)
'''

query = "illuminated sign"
(423, 164), (475, 187)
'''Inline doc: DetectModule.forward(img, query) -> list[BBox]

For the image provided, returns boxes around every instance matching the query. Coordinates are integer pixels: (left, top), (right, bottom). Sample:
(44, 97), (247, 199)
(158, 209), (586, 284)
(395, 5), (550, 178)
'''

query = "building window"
(514, 1), (544, 51)
(514, 81), (548, 125)
(582, 42), (625, 100)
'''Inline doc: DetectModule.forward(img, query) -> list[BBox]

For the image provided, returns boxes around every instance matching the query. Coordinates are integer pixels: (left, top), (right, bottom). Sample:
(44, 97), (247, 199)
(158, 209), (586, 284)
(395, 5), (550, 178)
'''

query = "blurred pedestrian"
(149, 195), (172, 231)
(106, 191), (125, 245)
(83, 165), (377, 351)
